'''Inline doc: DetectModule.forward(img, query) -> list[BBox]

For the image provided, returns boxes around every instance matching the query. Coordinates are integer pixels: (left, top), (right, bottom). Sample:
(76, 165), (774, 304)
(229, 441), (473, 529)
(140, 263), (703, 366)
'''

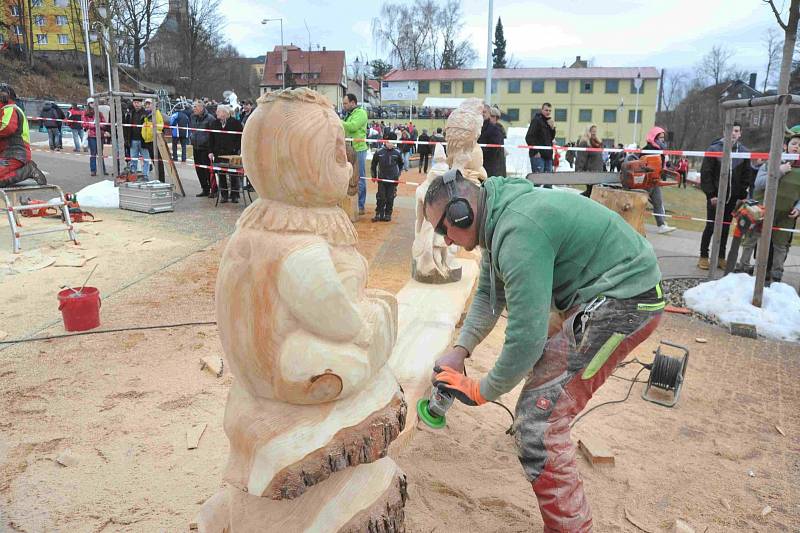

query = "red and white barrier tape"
(27, 116), (797, 160)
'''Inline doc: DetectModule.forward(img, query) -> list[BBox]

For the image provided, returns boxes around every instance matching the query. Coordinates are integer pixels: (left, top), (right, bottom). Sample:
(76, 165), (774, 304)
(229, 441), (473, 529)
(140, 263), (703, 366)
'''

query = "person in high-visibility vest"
(0, 83), (46, 186)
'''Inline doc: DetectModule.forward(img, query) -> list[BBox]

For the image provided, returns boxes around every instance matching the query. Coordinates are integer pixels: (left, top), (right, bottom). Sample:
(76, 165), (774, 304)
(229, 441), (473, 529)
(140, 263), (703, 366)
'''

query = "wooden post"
(708, 110), (734, 280)
(753, 97), (791, 307)
(152, 105), (160, 183)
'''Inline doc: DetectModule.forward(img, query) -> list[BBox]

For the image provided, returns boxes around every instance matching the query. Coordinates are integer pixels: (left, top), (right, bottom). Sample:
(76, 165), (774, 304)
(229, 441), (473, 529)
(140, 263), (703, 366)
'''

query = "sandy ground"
(0, 177), (798, 532)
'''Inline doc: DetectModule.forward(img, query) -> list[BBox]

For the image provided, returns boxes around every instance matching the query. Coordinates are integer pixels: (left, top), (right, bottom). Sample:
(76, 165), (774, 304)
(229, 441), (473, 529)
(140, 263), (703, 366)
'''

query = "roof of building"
(383, 66), (661, 81)
(367, 79), (380, 92)
(261, 46), (346, 87)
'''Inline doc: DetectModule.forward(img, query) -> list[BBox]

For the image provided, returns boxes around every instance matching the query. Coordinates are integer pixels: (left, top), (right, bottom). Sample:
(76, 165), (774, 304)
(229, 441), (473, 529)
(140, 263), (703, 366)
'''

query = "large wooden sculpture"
(197, 88), (407, 532)
(445, 98), (487, 185)
(411, 143), (462, 283)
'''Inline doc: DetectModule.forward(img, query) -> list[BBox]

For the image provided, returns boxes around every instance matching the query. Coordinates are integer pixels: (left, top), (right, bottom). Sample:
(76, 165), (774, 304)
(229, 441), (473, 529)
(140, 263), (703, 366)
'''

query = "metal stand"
(1, 181), (79, 253)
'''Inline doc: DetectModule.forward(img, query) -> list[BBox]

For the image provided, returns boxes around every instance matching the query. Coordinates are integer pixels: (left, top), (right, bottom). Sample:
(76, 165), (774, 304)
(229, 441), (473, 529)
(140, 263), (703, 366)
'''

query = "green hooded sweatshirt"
(456, 178), (661, 401)
(341, 106), (368, 152)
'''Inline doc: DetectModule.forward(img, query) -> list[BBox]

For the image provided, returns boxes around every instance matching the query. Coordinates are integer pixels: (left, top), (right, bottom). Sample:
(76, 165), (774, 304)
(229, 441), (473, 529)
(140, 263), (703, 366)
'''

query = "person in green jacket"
(341, 93), (369, 214)
(423, 170), (665, 532)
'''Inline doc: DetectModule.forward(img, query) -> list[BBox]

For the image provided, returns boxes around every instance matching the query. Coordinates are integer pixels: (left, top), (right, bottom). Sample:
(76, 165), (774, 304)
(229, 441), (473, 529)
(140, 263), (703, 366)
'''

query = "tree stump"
(590, 187), (648, 236)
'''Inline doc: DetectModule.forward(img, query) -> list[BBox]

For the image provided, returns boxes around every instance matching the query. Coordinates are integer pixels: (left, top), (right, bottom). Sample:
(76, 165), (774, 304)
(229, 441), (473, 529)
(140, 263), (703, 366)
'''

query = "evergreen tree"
(492, 17), (507, 68)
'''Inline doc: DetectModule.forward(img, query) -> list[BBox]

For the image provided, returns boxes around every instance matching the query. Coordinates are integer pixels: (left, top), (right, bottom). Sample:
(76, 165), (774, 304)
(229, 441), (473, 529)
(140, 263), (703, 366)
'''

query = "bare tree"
(764, 0), (800, 93)
(763, 27), (782, 91)
(110, 0), (166, 70)
(179, 0), (225, 97)
(662, 69), (689, 112)
(697, 45), (735, 85)
(372, 0), (475, 71)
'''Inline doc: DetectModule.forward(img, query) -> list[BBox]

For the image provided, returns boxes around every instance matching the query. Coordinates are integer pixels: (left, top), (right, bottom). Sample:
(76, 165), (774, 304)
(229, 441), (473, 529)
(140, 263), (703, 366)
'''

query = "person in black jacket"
(417, 129), (431, 173)
(125, 98), (147, 173)
(479, 106), (506, 178)
(698, 122), (755, 270)
(41, 102), (65, 151)
(370, 132), (403, 222)
(190, 100), (216, 197)
(208, 104), (243, 203)
(525, 103), (556, 184)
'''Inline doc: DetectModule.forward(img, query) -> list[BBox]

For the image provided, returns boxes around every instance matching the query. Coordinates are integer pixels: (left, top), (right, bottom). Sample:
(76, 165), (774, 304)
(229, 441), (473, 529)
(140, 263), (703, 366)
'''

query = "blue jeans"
(130, 139), (143, 172)
(47, 128), (62, 150)
(88, 137), (106, 174)
(530, 156), (553, 189)
(172, 136), (187, 161)
(141, 145), (152, 176)
(402, 151), (411, 171)
(357, 149), (367, 210)
(70, 129), (83, 151)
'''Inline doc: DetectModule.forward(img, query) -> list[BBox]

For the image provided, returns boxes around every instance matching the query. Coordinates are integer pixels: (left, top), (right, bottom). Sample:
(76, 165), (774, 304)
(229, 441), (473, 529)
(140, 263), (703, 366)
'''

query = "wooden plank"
(578, 434), (615, 466)
(525, 171), (620, 186)
(590, 187), (648, 236)
(156, 133), (186, 197)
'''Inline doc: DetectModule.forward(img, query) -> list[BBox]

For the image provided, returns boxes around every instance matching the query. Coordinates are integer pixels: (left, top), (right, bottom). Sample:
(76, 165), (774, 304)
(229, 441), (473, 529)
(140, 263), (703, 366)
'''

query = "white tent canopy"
(421, 97), (466, 109)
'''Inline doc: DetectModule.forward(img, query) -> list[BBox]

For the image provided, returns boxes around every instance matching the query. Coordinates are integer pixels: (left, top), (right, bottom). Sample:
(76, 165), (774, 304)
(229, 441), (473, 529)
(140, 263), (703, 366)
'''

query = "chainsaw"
(724, 199), (765, 275)
(20, 197), (59, 218)
(620, 155), (681, 190)
(53, 192), (95, 223)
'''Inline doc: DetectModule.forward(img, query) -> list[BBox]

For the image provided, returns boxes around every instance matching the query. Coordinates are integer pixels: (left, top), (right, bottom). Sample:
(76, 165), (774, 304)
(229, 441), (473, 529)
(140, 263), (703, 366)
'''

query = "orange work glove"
(433, 366), (486, 406)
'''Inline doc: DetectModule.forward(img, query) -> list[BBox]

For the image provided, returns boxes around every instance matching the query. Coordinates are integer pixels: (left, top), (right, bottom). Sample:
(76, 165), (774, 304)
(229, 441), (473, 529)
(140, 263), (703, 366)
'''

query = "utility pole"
(484, 0), (494, 105)
(80, 0), (95, 96)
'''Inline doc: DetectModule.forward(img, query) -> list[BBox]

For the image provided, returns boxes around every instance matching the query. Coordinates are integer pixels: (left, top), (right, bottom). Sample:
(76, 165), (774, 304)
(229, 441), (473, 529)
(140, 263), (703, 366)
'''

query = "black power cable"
(571, 365), (648, 428)
(0, 321), (217, 345)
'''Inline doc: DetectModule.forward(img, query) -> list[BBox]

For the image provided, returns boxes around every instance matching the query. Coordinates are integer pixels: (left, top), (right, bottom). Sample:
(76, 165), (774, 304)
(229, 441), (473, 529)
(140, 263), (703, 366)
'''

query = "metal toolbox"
(119, 181), (175, 214)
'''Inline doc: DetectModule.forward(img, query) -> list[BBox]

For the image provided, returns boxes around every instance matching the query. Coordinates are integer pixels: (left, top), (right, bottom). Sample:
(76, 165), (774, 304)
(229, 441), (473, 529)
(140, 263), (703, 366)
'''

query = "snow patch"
(76, 180), (119, 209)
(683, 273), (800, 342)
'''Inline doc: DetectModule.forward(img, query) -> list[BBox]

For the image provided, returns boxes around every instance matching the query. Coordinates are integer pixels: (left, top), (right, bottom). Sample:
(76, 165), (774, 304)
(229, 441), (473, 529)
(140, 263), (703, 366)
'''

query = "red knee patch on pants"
(0, 158), (25, 186)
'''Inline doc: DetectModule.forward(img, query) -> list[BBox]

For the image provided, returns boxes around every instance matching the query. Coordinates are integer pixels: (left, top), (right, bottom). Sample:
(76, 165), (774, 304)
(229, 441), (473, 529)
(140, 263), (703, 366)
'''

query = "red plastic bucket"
(57, 287), (101, 332)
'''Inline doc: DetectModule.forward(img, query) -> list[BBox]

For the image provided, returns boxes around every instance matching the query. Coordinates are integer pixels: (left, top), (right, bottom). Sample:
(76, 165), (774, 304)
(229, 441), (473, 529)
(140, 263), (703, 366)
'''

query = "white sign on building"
(381, 81), (419, 101)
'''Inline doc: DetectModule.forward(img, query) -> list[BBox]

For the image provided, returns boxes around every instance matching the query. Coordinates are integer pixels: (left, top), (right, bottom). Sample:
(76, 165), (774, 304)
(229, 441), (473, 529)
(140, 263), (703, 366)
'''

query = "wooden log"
(196, 458), (407, 533)
(223, 366), (406, 500)
(590, 187), (648, 236)
(387, 258), (479, 452)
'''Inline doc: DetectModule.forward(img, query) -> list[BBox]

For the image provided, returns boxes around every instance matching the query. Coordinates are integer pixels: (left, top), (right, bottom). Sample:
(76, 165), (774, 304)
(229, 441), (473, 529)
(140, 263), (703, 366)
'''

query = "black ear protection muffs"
(442, 168), (474, 228)
(0, 83), (15, 104)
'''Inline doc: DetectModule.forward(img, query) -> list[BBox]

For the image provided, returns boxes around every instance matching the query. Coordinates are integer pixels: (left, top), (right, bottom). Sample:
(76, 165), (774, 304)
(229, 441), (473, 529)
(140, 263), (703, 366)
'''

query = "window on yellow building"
(531, 79), (544, 93)
(628, 110), (642, 123)
(35, 16), (45, 26)
(603, 109), (617, 122)
(579, 109), (592, 122)
(462, 80), (474, 93)
(440, 81), (452, 94)
(506, 108), (519, 121)
(11, 5), (21, 16)
(630, 79), (644, 94)
(491, 80), (498, 94)
(55, 0), (70, 6)
(36, 34), (48, 45)
(555, 80), (569, 93)
(508, 80), (520, 93)
(554, 108), (567, 121)
(56, 16), (68, 26)
(32, 0), (43, 6)
(58, 34), (69, 44)
(580, 80), (593, 94)
(0, 34), (4, 45)
(14, 26), (23, 36)
(419, 80), (429, 93)
(605, 79), (619, 93)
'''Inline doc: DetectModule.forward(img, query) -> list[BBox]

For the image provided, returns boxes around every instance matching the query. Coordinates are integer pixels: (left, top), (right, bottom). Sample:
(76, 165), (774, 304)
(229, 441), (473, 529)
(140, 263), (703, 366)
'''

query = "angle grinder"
(416, 383), (454, 429)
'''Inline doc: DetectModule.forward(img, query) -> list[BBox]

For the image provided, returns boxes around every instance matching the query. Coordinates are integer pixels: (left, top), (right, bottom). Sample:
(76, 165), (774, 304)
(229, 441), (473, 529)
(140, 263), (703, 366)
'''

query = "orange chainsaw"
(58, 193), (95, 223)
(621, 155), (681, 190)
(20, 197), (59, 218)
(724, 199), (765, 275)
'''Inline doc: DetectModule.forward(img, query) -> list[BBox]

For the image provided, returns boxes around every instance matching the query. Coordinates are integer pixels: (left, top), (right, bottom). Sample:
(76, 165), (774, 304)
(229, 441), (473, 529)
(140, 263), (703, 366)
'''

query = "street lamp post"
(353, 57), (370, 104)
(485, 0), (494, 105)
(261, 18), (285, 90)
(632, 72), (642, 146)
(79, 0), (95, 95)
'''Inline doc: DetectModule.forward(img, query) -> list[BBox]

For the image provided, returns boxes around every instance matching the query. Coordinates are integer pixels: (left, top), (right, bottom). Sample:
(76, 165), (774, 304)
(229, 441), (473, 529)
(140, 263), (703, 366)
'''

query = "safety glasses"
(433, 211), (448, 236)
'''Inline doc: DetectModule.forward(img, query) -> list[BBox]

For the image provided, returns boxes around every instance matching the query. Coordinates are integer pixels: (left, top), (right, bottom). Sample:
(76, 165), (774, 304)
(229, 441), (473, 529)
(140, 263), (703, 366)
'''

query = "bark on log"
(197, 458), (407, 533)
(223, 367), (406, 499)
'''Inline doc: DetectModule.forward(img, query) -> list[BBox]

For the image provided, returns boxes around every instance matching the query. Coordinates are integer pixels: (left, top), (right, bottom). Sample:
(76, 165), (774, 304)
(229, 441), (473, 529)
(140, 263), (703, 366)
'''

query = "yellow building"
(381, 65), (660, 147)
(1, 0), (100, 56)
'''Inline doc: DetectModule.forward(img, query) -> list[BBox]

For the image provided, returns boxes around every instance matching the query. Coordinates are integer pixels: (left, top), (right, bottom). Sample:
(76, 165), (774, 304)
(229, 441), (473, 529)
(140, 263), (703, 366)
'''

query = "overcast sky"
(221, 0), (781, 84)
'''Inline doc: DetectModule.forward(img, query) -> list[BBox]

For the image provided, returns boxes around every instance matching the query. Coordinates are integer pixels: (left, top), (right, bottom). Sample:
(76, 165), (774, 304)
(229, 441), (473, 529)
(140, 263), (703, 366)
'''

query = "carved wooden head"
(242, 88), (352, 207)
